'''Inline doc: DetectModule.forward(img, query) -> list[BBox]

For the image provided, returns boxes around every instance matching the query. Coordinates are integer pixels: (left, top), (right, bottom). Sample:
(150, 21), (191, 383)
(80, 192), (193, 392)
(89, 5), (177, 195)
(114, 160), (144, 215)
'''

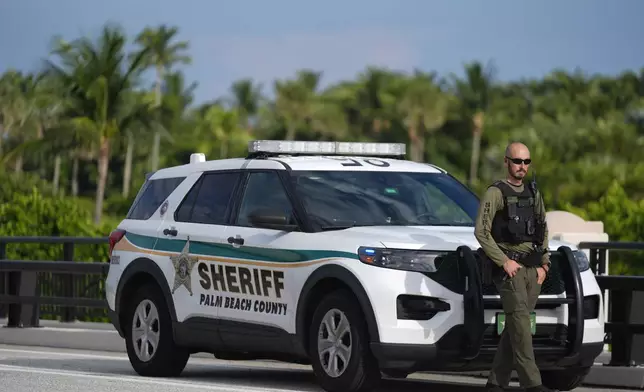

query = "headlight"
(357, 247), (447, 273)
(573, 250), (590, 272)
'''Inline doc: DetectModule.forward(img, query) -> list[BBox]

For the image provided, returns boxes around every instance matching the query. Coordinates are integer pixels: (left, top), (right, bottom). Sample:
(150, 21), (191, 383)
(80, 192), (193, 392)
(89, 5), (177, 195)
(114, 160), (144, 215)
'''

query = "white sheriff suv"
(105, 140), (605, 392)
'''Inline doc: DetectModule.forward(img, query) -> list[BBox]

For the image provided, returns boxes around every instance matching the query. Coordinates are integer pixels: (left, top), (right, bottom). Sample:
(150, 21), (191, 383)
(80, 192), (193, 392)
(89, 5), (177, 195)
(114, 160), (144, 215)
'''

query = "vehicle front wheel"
(309, 289), (381, 392)
(124, 283), (190, 377)
(541, 366), (591, 391)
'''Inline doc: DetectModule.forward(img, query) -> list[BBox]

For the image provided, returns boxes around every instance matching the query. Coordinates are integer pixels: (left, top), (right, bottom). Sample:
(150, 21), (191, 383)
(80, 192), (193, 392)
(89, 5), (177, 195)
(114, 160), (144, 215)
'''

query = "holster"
(477, 248), (501, 286)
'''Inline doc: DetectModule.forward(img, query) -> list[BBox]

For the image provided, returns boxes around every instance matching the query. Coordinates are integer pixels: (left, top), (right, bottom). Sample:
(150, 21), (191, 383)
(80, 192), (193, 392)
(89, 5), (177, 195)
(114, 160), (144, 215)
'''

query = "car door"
(155, 170), (243, 326)
(217, 169), (304, 349)
(120, 174), (188, 254)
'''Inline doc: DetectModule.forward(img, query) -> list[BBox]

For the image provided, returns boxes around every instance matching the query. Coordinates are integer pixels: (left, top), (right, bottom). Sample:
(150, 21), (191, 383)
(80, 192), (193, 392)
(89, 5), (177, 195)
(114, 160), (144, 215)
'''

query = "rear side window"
(175, 171), (241, 225)
(127, 176), (186, 220)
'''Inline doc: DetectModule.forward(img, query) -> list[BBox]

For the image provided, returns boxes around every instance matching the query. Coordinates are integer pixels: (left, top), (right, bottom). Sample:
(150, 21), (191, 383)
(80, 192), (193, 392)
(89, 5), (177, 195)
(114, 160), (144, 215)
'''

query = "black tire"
(309, 289), (381, 392)
(124, 283), (190, 377)
(541, 366), (591, 391)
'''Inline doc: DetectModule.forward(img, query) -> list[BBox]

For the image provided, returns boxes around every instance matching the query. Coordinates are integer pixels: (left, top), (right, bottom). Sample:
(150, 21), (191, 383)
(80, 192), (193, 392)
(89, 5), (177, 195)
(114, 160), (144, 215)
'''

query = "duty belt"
(504, 250), (542, 267)
(505, 250), (530, 261)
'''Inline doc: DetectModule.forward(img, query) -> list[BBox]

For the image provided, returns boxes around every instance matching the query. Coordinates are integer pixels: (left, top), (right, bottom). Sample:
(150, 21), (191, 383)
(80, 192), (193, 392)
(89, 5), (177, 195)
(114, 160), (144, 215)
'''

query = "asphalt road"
(0, 344), (637, 392)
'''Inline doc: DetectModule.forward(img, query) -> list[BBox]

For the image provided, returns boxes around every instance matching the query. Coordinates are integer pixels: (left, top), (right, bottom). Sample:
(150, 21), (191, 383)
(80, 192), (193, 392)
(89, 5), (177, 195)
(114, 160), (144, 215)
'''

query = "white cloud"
(204, 28), (425, 96)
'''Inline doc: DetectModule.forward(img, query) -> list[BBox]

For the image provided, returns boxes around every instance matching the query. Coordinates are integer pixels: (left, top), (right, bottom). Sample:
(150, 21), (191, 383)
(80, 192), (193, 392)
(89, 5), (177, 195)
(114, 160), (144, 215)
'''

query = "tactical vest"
(490, 181), (545, 245)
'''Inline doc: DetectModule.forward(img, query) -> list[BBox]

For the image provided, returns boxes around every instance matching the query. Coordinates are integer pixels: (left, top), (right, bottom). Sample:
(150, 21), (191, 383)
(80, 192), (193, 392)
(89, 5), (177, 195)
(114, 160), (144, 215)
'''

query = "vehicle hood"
(332, 225), (574, 252)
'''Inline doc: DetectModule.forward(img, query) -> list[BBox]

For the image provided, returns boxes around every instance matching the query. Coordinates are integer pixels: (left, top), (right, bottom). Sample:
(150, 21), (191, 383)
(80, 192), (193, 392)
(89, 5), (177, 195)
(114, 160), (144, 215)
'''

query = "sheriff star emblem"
(170, 237), (199, 296)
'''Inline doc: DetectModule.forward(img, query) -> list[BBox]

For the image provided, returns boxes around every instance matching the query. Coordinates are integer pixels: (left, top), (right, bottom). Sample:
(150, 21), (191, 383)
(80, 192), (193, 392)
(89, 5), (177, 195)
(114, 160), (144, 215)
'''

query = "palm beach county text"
(197, 262), (288, 316)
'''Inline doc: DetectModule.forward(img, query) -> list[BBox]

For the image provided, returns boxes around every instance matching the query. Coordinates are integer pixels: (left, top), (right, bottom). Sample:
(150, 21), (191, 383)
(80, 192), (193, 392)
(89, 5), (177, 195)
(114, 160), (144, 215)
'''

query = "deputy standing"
(474, 142), (552, 392)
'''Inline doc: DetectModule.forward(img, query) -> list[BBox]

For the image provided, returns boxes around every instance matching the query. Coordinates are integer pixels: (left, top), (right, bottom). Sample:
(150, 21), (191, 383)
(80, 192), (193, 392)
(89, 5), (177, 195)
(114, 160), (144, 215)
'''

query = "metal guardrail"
(579, 241), (644, 275)
(578, 241), (644, 367)
(0, 236), (109, 327)
(1, 236), (644, 368)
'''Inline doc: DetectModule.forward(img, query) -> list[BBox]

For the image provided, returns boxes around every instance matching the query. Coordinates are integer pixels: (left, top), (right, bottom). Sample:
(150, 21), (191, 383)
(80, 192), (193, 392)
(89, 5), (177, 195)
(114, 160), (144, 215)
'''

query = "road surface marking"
(0, 363), (304, 392)
(38, 327), (118, 333)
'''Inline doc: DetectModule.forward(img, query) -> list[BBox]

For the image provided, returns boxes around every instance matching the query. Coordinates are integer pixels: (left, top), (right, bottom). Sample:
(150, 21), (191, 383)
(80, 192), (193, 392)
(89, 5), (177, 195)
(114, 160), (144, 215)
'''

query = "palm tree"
(0, 70), (42, 173)
(132, 24), (191, 172)
(45, 23), (156, 224)
(323, 67), (399, 141)
(227, 78), (263, 133)
(196, 104), (246, 159)
(450, 61), (494, 187)
(272, 69), (326, 140)
(396, 70), (452, 162)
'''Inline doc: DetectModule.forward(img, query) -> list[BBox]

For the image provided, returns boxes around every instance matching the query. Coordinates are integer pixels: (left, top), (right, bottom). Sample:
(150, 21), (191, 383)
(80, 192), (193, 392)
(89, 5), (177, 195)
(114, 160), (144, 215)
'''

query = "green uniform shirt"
(474, 179), (551, 268)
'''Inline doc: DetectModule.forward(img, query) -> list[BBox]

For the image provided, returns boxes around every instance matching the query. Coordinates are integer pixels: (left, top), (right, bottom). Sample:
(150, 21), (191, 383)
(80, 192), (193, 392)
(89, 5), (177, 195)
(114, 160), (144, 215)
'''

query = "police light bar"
(248, 140), (406, 157)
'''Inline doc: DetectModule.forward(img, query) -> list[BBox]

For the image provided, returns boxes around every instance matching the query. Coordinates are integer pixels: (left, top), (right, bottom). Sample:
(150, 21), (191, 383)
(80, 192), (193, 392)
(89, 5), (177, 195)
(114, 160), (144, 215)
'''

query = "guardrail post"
(5, 265), (40, 328)
(6, 272), (20, 327)
(0, 236), (111, 328)
(589, 248), (599, 273)
(61, 242), (75, 322)
(598, 248), (607, 275)
(0, 241), (5, 319)
(4, 237), (26, 327)
(608, 287), (632, 366)
(19, 268), (40, 328)
(629, 290), (644, 365)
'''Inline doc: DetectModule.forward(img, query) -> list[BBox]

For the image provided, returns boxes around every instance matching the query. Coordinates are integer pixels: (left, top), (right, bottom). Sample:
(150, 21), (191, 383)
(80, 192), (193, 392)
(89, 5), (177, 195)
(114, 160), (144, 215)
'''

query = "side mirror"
(248, 208), (299, 231)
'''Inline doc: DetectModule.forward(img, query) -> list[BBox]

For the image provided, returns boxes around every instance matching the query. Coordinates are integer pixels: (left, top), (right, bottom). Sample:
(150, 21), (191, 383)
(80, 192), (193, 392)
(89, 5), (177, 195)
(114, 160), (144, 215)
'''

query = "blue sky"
(1, 0), (643, 103)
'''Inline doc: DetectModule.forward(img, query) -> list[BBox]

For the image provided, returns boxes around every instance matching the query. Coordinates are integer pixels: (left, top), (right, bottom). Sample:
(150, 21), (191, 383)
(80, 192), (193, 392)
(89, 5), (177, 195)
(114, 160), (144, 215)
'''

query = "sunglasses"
(506, 156), (532, 165)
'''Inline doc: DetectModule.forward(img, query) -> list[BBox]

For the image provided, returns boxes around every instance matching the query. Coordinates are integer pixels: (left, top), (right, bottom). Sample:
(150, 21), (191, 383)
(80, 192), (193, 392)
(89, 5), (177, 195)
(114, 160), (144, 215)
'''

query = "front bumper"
(370, 246), (604, 372)
(371, 331), (604, 372)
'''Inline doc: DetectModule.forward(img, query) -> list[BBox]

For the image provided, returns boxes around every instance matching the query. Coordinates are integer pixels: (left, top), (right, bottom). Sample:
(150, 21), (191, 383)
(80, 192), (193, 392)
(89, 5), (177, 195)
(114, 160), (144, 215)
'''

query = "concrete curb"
(1, 319), (642, 389)
(0, 318), (125, 353)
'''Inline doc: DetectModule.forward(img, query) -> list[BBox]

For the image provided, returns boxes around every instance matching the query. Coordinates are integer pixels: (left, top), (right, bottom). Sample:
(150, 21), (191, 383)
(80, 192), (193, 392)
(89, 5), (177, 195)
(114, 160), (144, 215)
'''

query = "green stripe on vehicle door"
(125, 232), (359, 263)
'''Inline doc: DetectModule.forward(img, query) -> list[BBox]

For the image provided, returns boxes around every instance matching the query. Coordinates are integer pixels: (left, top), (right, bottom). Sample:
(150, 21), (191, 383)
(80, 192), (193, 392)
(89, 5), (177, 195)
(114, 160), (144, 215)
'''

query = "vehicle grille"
(482, 323), (569, 348)
(435, 324), (569, 353)
(478, 251), (566, 296)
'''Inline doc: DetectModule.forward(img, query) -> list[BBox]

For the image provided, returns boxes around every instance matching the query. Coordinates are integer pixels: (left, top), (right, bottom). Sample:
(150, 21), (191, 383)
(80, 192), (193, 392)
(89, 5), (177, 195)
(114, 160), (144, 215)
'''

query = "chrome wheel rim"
(317, 308), (352, 378)
(131, 299), (160, 362)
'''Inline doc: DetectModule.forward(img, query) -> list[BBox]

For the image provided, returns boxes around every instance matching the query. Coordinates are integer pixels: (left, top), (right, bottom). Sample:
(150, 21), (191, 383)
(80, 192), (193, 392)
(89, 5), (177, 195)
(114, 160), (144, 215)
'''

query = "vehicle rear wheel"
(541, 366), (591, 391)
(309, 289), (381, 392)
(124, 283), (190, 377)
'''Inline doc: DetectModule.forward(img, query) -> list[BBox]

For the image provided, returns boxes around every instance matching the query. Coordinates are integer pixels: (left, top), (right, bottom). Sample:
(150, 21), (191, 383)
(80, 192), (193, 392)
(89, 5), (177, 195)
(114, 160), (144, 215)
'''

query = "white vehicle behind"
(104, 140), (605, 392)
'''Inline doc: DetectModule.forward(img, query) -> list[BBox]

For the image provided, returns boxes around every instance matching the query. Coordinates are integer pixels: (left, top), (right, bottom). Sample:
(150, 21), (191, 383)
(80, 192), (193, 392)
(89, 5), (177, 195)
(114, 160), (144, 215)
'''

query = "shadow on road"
(0, 355), (528, 391)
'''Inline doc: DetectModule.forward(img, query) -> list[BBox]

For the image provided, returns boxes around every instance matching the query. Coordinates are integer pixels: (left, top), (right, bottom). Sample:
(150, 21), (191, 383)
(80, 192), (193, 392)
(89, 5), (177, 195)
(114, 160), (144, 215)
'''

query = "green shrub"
(0, 168), (53, 201)
(0, 188), (111, 261)
(563, 181), (644, 275)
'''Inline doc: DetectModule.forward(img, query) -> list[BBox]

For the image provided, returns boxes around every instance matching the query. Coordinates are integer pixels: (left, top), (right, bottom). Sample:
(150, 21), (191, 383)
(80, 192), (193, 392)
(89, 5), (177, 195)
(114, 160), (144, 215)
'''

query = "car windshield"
(289, 170), (479, 230)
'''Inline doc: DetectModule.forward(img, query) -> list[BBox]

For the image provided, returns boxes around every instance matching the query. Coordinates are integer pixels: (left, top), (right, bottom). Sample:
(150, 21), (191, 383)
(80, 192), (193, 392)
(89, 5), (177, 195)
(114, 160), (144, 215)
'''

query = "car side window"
(127, 176), (186, 220)
(175, 171), (240, 225)
(235, 171), (295, 228)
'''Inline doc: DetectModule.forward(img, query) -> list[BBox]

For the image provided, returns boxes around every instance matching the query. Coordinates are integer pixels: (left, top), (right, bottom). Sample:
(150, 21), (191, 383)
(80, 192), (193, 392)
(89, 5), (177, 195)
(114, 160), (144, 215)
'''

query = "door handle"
(163, 228), (178, 236)
(227, 236), (244, 246)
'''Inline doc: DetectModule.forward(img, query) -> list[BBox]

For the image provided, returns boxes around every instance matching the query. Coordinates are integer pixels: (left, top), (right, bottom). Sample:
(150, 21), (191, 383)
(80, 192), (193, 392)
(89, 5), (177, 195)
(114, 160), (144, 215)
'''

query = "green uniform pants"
(487, 266), (542, 388)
